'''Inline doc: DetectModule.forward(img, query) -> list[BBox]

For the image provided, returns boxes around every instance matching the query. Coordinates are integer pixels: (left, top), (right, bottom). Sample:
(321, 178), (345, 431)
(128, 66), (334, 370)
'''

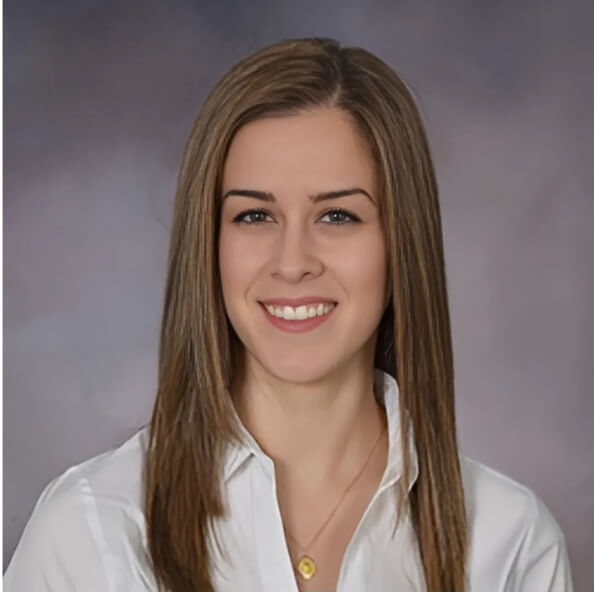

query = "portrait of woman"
(4, 37), (574, 591)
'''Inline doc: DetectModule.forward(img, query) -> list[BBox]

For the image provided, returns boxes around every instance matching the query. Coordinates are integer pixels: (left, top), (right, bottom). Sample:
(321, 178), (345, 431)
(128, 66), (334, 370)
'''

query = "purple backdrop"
(4, 1), (593, 589)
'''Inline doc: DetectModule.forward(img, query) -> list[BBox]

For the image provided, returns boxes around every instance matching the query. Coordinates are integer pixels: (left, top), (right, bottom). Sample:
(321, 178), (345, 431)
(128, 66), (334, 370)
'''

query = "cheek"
(339, 236), (386, 298)
(218, 228), (240, 302)
(218, 227), (261, 302)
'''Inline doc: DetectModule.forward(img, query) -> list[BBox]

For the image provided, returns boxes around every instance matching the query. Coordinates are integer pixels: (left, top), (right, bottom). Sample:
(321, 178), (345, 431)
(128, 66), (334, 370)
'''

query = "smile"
(263, 302), (336, 320)
(258, 301), (338, 333)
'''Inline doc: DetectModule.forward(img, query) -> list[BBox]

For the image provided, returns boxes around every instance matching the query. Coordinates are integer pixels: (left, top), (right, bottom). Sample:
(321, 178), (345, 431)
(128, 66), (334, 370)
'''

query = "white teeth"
(263, 302), (336, 320)
(295, 305), (307, 320)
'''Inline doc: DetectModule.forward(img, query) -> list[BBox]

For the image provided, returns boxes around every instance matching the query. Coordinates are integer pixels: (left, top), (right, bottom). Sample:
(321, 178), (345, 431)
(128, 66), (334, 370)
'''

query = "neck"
(233, 357), (388, 495)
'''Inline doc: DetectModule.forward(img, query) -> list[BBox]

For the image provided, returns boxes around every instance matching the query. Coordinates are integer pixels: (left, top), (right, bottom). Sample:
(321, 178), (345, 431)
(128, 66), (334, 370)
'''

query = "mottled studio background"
(4, 0), (593, 589)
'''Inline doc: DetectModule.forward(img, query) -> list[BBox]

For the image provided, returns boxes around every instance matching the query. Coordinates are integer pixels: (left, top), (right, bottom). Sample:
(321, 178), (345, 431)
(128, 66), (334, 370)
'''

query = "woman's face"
(218, 107), (388, 383)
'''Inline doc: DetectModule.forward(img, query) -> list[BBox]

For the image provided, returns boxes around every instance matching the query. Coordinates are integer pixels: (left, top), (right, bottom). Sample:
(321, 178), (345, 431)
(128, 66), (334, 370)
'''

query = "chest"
(285, 499), (372, 591)
(278, 458), (387, 591)
(213, 462), (428, 592)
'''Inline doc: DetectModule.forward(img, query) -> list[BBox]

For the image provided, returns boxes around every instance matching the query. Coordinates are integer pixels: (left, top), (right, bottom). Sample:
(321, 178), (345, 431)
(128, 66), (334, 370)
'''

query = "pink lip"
(259, 302), (337, 333)
(259, 296), (337, 307)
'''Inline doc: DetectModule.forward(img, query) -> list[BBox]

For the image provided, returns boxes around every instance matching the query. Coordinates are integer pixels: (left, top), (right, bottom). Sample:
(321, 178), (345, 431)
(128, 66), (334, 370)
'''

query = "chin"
(256, 348), (352, 386)
(267, 361), (330, 385)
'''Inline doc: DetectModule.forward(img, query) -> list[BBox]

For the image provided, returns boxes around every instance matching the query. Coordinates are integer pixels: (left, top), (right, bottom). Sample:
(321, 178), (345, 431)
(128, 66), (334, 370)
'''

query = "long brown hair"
(144, 37), (468, 591)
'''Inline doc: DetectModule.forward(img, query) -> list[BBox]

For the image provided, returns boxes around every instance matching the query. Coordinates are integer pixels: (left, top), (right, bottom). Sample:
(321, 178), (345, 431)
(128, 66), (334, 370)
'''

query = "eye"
(319, 209), (361, 225)
(231, 208), (361, 226)
(231, 209), (273, 225)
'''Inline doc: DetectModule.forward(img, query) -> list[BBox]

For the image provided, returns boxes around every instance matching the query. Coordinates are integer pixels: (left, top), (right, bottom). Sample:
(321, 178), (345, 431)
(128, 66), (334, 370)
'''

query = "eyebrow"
(221, 187), (376, 205)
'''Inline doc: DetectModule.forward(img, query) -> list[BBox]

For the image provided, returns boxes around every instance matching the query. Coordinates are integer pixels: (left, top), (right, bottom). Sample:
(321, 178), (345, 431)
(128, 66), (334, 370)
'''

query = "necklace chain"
(284, 422), (386, 573)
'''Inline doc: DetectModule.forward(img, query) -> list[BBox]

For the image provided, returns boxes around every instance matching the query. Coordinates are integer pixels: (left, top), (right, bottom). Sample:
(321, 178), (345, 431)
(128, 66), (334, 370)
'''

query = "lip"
(259, 301), (338, 334)
(258, 296), (338, 307)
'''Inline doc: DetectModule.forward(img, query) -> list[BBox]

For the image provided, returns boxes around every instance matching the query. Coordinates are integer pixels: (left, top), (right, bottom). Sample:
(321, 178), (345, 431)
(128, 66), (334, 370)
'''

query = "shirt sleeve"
(3, 476), (143, 592)
(509, 492), (573, 592)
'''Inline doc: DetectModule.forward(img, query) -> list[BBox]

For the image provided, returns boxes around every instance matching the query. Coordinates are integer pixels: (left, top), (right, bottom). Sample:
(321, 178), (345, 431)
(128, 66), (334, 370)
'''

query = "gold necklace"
(284, 423), (386, 582)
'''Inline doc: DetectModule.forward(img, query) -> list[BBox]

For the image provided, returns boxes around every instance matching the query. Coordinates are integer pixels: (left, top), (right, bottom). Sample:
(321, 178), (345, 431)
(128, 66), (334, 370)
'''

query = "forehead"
(222, 108), (377, 192)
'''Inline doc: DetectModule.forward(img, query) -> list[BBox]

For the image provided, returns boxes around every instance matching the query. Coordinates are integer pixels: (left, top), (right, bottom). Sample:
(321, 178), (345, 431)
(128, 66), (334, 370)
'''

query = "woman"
(5, 37), (572, 591)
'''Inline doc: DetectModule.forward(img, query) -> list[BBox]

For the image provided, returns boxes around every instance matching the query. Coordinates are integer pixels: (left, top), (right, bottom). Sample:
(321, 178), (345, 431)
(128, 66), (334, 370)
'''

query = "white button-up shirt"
(4, 369), (573, 591)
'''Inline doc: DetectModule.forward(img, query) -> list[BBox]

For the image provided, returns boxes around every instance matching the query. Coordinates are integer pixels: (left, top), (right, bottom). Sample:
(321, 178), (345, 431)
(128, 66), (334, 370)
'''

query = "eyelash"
(231, 208), (361, 226)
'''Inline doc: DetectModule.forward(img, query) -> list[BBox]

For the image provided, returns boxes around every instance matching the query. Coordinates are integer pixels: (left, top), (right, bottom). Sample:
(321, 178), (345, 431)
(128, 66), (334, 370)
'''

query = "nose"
(271, 220), (323, 283)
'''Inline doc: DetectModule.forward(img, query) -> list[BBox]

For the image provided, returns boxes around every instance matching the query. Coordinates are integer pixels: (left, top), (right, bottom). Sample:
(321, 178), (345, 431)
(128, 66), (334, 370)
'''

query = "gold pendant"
(297, 554), (317, 580)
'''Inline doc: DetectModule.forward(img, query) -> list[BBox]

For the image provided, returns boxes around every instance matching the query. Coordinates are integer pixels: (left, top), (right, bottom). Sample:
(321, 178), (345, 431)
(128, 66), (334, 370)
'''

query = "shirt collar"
(224, 368), (418, 491)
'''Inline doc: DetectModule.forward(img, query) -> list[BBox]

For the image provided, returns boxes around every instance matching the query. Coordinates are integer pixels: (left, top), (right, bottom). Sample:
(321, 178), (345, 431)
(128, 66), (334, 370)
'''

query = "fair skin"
(218, 107), (390, 582)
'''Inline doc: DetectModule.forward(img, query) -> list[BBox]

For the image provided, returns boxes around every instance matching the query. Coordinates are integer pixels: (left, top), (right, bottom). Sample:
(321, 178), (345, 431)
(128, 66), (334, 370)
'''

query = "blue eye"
(232, 209), (360, 226)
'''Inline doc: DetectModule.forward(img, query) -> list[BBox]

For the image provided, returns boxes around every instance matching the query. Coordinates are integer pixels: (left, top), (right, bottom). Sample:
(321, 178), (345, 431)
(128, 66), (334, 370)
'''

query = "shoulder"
(4, 428), (156, 592)
(460, 455), (573, 591)
(461, 455), (565, 547)
(46, 426), (147, 508)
